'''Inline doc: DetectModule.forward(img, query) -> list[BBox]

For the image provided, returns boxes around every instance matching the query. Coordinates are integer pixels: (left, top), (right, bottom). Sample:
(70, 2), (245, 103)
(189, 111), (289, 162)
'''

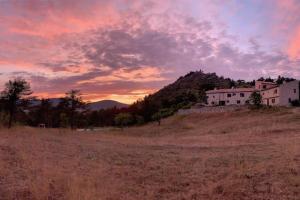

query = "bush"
(249, 92), (262, 109)
(59, 113), (69, 128)
(291, 100), (300, 107)
(114, 113), (134, 128)
(134, 115), (145, 125)
(151, 108), (174, 125)
(181, 102), (195, 110)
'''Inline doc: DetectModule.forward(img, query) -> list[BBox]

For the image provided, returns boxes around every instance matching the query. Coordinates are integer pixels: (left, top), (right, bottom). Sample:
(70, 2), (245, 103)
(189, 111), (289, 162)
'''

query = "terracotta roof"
(206, 88), (257, 94)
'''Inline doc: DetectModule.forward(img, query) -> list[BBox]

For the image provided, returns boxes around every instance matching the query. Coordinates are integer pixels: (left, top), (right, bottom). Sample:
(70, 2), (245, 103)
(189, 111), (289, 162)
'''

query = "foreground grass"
(0, 107), (299, 199)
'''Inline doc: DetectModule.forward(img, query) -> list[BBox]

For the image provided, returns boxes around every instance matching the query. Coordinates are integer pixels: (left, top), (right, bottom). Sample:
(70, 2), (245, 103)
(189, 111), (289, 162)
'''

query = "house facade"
(260, 81), (299, 106)
(206, 80), (300, 107)
(206, 88), (256, 106)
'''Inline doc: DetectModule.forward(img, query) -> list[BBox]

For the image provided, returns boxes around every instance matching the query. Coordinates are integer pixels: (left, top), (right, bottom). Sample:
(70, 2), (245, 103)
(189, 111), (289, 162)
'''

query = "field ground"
(0, 107), (299, 199)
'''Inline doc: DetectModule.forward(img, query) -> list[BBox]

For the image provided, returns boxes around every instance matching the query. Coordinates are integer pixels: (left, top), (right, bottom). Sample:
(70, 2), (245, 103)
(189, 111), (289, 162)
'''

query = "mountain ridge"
(87, 100), (128, 111)
(30, 98), (128, 110)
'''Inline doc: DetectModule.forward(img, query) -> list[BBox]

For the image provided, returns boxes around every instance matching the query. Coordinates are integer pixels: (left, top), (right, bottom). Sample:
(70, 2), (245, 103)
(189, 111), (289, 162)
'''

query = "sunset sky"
(1, 0), (300, 103)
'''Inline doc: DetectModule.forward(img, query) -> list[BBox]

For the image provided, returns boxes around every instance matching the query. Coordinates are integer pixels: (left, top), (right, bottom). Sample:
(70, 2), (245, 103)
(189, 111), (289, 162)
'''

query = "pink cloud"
(0, 0), (122, 39)
(1, 0), (300, 103)
(288, 26), (300, 59)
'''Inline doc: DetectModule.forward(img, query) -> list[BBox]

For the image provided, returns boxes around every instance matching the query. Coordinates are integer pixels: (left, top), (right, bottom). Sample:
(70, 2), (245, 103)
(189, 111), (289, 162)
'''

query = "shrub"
(59, 113), (69, 128)
(290, 100), (300, 107)
(249, 92), (262, 109)
(114, 113), (134, 128)
(134, 115), (145, 125)
(151, 108), (174, 125)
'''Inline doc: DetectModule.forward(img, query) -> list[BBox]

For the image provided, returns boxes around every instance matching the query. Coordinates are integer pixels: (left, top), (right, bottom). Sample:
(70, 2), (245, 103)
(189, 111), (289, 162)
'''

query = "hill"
(130, 70), (253, 121)
(29, 98), (61, 107)
(87, 100), (128, 111)
(29, 98), (128, 111)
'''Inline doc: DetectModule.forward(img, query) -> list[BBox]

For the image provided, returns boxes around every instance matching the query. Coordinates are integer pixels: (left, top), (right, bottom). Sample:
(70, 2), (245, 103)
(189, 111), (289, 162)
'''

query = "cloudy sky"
(0, 0), (300, 103)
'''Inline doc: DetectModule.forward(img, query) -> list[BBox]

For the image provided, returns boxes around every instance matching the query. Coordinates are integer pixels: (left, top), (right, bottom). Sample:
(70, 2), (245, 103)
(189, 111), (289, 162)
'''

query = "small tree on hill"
(151, 108), (174, 126)
(250, 92), (262, 108)
(152, 112), (162, 125)
(1, 78), (32, 128)
(114, 113), (134, 129)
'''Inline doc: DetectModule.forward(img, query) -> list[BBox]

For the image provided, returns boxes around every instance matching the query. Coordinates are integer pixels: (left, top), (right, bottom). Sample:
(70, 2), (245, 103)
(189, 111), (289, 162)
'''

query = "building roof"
(256, 81), (277, 85)
(260, 85), (279, 91)
(206, 87), (257, 94)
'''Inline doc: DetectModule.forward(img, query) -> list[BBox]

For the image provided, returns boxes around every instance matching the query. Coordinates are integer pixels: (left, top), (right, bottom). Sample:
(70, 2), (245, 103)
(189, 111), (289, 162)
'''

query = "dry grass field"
(0, 107), (299, 200)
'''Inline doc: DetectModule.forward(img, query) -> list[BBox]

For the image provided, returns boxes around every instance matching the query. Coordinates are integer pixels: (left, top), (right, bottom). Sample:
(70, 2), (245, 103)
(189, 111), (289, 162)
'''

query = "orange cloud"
(34, 89), (157, 104)
(84, 89), (157, 104)
(78, 66), (168, 84)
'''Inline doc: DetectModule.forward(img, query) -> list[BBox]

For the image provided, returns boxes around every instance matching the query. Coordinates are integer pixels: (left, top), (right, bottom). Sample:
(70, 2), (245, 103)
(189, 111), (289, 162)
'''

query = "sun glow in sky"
(1, 0), (300, 103)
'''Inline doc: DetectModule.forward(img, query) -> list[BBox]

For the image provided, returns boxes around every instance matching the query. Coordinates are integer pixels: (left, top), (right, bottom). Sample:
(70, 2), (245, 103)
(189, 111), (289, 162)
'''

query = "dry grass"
(0, 107), (299, 199)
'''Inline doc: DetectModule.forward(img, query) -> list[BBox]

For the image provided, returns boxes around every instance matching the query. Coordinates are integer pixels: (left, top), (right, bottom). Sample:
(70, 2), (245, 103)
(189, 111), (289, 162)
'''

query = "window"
(294, 89), (297, 93)
(272, 99), (275, 103)
(237, 100), (241, 104)
(233, 93), (236, 96)
(213, 95), (215, 98)
(212, 102), (215, 105)
(227, 100), (230, 103)
(227, 93), (232, 98)
(240, 93), (245, 97)
(289, 98), (292, 103)
(263, 85), (267, 89)
(245, 100), (249, 104)
(274, 89), (277, 94)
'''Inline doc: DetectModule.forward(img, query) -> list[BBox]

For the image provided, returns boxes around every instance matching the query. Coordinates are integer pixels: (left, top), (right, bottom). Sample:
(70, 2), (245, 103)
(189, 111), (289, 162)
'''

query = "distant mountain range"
(30, 99), (128, 111)
(87, 100), (128, 111)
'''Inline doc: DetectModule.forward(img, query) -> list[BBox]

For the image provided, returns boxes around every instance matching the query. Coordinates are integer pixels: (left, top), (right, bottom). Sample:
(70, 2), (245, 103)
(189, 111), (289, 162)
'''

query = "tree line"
(0, 78), (173, 129)
(0, 72), (296, 129)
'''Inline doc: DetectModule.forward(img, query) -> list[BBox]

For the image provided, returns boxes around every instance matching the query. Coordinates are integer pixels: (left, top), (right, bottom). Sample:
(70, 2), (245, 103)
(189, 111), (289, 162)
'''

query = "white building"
(206, 80), (300, 106)
(260, 81), (299, 106)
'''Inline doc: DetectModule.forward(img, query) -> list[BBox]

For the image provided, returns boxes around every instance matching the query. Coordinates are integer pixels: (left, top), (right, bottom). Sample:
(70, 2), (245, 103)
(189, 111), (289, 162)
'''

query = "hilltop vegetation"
(0, 108), (299, 199)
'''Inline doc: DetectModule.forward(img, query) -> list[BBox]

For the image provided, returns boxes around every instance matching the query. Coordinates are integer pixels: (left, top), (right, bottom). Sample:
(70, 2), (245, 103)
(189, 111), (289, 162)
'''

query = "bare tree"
(1, 78), (32, 128)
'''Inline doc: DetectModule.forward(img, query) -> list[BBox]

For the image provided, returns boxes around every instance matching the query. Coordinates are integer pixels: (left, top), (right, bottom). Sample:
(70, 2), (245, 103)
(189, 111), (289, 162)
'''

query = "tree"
(250, 92), (262, 108)
(151, 112), (162, 125)
(114, 113), (134, 128)
(1, 78), (32, 128)
(65, 90), (85, 129)
(31, 98), (53, 127)
(151, 108), (174, 126)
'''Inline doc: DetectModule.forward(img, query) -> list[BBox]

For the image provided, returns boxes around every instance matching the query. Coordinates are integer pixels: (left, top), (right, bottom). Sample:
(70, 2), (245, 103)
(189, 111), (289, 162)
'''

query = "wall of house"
(261, 87), (280, 106)
(255, 81), (277, 90)
(278, 81), (299, 106)
(207, 91), (252, 106)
